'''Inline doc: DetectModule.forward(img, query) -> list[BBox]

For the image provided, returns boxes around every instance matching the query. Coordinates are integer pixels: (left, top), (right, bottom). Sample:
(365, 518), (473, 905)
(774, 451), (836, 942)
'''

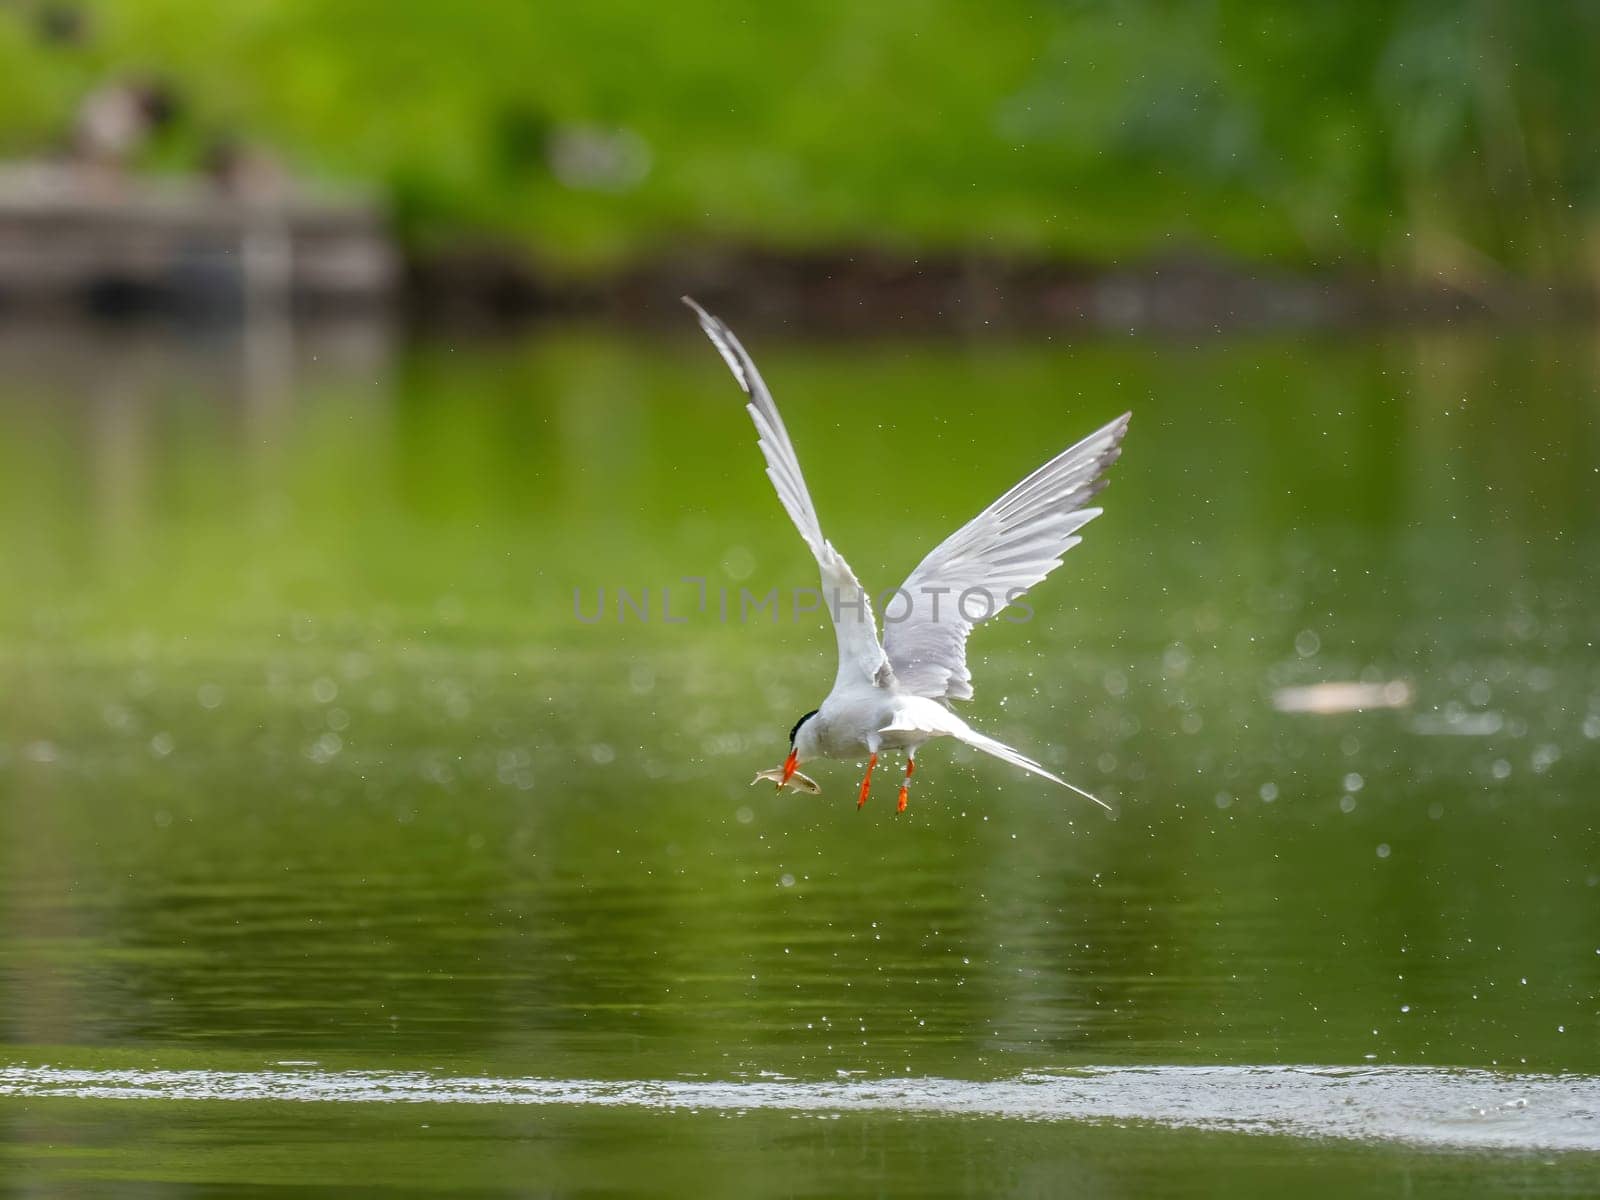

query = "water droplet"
(307, 732), (342, 763)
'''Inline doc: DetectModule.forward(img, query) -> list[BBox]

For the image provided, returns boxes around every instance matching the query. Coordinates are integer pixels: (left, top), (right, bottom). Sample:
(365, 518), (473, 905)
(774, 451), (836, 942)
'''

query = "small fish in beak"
(751, 765), (822, 794)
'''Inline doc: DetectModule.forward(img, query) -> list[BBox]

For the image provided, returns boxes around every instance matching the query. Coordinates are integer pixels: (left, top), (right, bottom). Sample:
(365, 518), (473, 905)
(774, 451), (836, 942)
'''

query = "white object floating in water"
(1272, 681), (1413, 715)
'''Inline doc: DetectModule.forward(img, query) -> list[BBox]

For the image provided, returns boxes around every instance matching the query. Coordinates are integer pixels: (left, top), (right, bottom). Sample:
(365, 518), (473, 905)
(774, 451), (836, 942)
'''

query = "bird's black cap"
(789, 709), (818, 746)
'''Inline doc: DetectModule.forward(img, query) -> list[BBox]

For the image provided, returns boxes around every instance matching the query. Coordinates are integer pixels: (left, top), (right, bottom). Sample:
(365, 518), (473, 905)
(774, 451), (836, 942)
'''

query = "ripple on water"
(0, 1064), (1595, 1153)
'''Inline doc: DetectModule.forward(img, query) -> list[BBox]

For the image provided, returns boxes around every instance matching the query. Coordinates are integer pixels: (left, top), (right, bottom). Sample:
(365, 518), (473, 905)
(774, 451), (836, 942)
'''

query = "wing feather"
(883, 412), (1130, 701)
(683, 298), (891, 690)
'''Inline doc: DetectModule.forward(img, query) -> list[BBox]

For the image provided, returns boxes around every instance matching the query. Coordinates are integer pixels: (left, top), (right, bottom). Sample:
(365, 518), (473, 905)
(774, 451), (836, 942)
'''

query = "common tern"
(685, 298), (1129, 813)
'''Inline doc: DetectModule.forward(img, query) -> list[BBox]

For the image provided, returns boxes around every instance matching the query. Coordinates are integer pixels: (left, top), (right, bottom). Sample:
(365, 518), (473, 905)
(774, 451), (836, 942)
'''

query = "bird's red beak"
(779, 747), (799, 789)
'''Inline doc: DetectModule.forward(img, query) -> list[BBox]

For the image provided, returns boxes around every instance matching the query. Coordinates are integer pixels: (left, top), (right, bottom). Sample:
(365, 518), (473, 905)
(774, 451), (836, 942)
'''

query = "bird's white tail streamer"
(957, 728), (1111, 811)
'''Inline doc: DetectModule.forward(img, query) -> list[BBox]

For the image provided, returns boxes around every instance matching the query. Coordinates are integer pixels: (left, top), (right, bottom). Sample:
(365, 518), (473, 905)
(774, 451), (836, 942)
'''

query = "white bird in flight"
(685, 298), (1129, 814)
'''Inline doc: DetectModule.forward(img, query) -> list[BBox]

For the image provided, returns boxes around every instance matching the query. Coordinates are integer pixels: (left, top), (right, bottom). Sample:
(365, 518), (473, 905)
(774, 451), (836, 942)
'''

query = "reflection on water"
(0, 318), (1598, 1192)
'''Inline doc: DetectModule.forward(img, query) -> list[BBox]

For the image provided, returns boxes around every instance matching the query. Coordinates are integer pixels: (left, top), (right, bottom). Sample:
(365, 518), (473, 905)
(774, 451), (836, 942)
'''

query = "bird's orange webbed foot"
(857, 753), (878, 810)
(896, 756), (916, 813)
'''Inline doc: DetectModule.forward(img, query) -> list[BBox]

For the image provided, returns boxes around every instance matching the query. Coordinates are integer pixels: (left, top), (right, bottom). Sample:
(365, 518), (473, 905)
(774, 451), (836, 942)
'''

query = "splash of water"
(1, 1063), (1596, 1152)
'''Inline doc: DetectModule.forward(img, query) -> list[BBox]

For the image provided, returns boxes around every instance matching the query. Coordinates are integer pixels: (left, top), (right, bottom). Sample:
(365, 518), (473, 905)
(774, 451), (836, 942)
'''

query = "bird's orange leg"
(857, 753), (878, 809)
(897, 755), (916, 813)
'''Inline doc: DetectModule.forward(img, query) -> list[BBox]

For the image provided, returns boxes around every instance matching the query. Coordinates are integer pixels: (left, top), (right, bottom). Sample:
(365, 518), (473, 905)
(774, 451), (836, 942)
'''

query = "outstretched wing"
(883, 412), (1130, 701)
(683, 297), (891, 690)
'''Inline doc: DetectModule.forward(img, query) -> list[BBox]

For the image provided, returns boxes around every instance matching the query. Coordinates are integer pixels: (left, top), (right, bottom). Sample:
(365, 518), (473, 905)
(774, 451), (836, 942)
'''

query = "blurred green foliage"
(0, 1), (1594, 274)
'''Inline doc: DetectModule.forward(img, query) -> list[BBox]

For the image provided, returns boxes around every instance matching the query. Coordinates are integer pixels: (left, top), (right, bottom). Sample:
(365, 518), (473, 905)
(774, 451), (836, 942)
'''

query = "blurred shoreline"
(0, 164), (1590, 337)
(6, 239), (1588, 339)
(405, 243), (1596, 336)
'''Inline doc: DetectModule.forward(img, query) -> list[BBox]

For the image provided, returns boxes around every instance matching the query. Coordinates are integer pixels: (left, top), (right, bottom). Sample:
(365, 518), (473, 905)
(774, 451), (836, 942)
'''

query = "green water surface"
(0, 319), (1597, 1195)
